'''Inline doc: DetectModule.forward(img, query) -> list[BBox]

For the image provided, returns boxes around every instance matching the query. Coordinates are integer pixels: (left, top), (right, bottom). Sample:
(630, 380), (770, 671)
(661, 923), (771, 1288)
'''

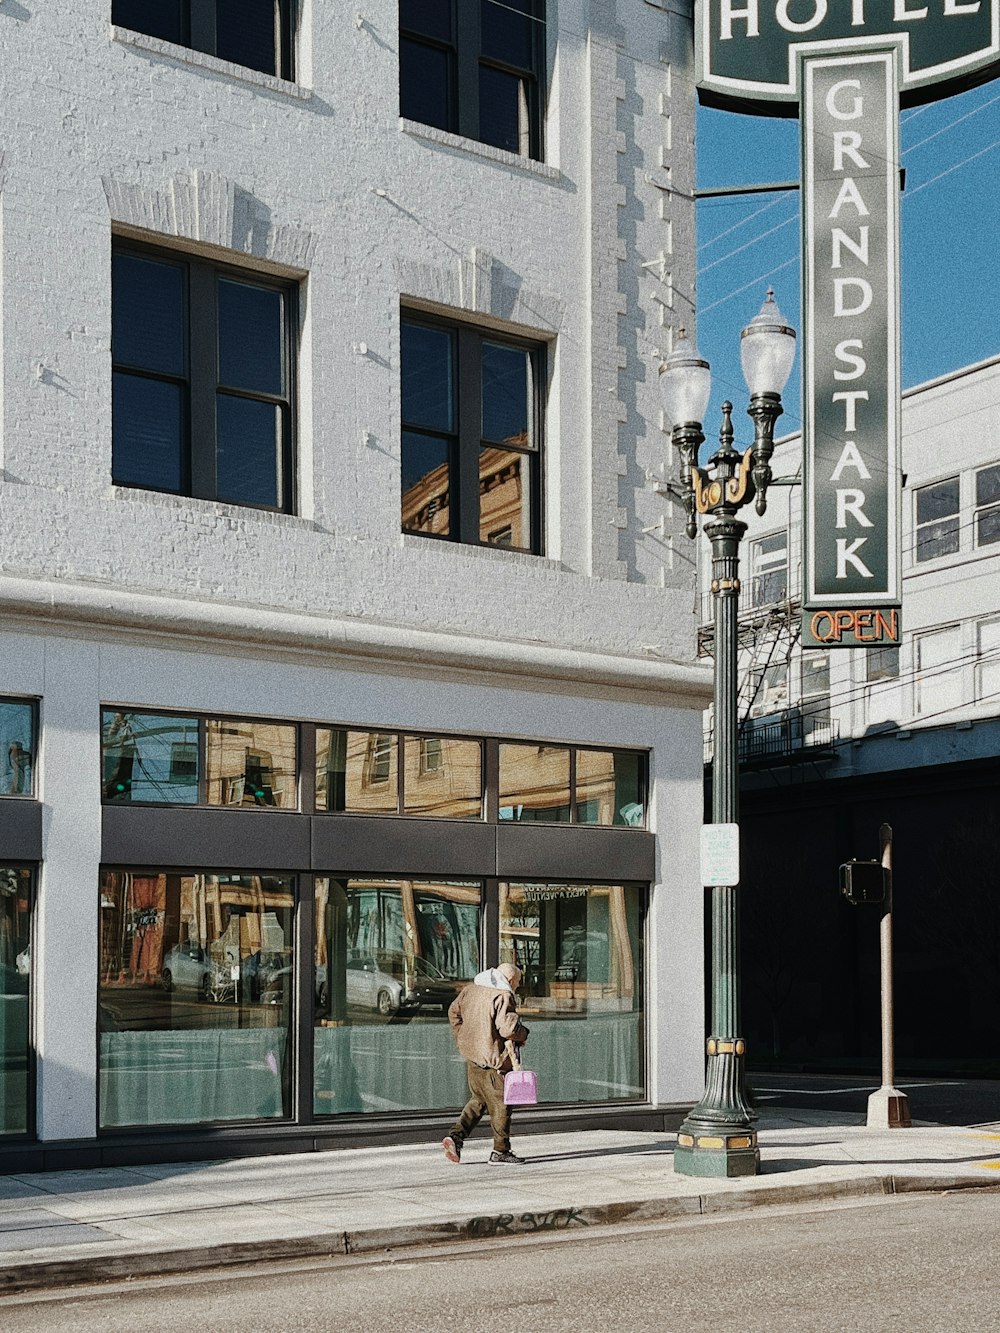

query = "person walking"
(442, 961), (529, 1165)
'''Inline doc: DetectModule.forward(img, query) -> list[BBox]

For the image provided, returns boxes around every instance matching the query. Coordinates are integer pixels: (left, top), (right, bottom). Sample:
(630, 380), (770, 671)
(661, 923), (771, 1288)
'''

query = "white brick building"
(0, 2), (711, 1166)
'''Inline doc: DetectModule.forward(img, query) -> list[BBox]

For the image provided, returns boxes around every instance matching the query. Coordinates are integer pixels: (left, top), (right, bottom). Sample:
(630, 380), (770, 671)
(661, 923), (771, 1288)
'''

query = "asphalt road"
(2, 1191), (998, 1332)
(751, 1072), (1000, 1125)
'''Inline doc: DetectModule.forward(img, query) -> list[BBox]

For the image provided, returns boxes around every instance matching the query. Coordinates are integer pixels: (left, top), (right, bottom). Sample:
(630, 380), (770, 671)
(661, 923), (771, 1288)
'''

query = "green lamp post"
(660, 291), (796, 1178)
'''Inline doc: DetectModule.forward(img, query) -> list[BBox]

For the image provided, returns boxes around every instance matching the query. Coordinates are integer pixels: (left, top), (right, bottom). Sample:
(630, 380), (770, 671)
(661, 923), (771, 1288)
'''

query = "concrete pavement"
(1, 1109), (999, 1294)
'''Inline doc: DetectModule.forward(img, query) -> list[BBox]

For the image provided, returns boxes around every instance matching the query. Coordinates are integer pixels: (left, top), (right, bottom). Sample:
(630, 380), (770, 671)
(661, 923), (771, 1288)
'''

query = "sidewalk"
(1, 1109), (999, 1294)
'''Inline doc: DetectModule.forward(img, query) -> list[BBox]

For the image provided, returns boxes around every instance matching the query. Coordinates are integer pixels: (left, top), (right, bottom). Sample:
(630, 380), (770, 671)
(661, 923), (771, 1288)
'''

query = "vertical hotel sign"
(801, 53), (900, 649)
(695, 0), (1000, 648)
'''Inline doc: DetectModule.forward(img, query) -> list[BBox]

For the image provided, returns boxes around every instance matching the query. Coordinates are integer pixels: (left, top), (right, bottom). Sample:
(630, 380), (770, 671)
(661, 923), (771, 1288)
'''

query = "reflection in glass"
(205, 719), (297, 808)
(402, 432), (452, 536)
(0, 867), (31, 1135)
(112, 373), (185, 494)
(403, 736), (483, 818)
(401, 323), (454, 432)
(99, 870), (295, 1127)
(575, 750), (646, 827)
(399, 38), (453, 130)
(0, 701), (34, 798)
(216, 395), (283, 509)
(479, 65), (531, 155)
(499, 881), (644, 1102)
(102, 711), (200, 805)
(313, 878), (481, 1115)
(479, 447), (531, 548)
(482, 342), (532, 447)
(316, 729), (399, 813)
(498, 743), (570, 822)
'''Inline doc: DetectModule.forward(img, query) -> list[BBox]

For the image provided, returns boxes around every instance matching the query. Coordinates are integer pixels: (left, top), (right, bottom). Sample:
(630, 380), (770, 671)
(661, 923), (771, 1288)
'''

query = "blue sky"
(694, 79), (1000, 440)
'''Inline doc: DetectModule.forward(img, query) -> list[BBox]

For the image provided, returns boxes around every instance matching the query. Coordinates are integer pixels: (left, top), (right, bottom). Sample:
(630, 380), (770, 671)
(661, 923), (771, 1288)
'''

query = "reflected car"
(160, 944), (211, 994)
(345, 953), (456, 1015)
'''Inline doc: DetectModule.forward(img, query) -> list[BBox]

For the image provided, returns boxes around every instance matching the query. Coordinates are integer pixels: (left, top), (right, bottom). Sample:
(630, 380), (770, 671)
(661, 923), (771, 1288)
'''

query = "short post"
(866, 823), (910, 1129)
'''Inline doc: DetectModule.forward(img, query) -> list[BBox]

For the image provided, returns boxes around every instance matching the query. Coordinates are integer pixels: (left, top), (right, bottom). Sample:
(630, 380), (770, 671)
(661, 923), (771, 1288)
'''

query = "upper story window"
(748, 531), (788, 607)
(914, 476), (959, 563)
(0, 699), (35, 798)
(112, 244), (296, 512)
(866, 643), (900, 682)
(112, 0), (295, 79)
(914, 625), (961, 717)
(975, 618), (1000, 704)
(399, 0), (544, 159)
(974, 464), (1000, 549)
(400, 314), (543, 553)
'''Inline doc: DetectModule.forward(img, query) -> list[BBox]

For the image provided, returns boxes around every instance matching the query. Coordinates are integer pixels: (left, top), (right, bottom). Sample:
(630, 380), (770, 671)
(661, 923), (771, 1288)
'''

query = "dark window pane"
(479, 64), (531, 155)
(916, 517), (959, 562)
(482, 342), (532, 446)
(575, 751), (645, 827)
(216, 395), (283, 508)
(218, 280), (284, 396)
(0, 866), (31, 1135)
(400, 0), (453, 41)
(0, 701), (34, 798)
(112, 0), (184, 44)
(976, 464), (1000, 507)
(113, 373), (185, 493)
(916, 478), (959, 525)
(402, 432), (451, 536)
(400, 37), (453, 131)
(480, 447), (532, 549)
(977, 507), (1000, 547)
(481, 0), (533, 69)
(112, 254), (185, 376)
(401, 323), (454, 431)
(215, 0), (278, 75)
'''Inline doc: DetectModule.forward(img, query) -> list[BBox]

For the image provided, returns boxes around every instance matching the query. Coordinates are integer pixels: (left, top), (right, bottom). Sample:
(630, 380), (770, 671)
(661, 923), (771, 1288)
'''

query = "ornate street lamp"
(660, 290), (796, 1178)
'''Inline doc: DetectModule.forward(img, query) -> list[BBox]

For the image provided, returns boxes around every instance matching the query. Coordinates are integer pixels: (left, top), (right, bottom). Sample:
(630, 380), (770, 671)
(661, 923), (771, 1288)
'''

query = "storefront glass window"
(316, 728), (400, 813)
(1, 701), (35, 798)
(204, 719), (297, 808)
(499, 881), (644, 1103)
(498, 743), (571, 822)
(313, 878), (481, 1115)
(0, 867), (31, 1135)
(102, 711), (200, 804)
(99, 870), (295, 1127)
(402, 736), (482, 818)
(575, 750), (646, 827)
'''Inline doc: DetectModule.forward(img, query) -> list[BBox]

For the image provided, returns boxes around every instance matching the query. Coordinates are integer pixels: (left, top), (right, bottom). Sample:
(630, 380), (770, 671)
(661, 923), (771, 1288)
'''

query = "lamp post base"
(673, 1129), (760, 1178)
(866, 1085), (911, 1129)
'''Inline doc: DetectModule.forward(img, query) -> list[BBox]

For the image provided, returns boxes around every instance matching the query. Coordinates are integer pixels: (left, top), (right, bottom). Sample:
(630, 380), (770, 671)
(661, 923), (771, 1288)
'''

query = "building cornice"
(0, 575), (713, 708)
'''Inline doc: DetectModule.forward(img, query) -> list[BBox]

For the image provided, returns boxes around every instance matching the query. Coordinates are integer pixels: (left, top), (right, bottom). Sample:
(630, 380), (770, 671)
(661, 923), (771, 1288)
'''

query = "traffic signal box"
(839, 860), (886, 906)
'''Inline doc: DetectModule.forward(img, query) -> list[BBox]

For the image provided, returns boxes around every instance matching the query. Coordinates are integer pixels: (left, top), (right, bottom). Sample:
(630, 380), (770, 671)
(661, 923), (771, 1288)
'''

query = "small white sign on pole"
(701, 823), (740, 888)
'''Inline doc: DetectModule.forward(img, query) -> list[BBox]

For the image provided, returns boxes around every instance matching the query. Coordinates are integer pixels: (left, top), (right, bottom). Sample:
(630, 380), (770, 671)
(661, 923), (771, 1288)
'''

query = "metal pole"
(866, 823), (910, 1129)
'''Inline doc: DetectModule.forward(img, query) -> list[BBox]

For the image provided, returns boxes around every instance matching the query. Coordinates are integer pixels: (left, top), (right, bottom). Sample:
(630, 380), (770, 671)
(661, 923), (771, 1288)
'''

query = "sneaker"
(442, 1136), (461, 1164)
(489, 1150), (526, 1165)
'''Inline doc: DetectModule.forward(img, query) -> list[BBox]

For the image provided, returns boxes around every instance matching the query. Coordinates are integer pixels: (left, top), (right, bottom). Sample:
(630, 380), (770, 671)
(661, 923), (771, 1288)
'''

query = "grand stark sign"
(696, 0), (1000, 647)
(698, 0), (1000, 113)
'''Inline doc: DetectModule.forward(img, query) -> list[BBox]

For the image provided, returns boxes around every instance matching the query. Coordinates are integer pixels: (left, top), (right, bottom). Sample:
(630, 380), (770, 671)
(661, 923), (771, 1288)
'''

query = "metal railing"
(704, 709), (840, 767)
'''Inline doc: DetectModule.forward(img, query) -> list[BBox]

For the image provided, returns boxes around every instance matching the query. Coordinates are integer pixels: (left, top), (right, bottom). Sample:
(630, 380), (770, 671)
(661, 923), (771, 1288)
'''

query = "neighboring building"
(697, 355), (1000, 1075)
(0, 4), (711, 1168)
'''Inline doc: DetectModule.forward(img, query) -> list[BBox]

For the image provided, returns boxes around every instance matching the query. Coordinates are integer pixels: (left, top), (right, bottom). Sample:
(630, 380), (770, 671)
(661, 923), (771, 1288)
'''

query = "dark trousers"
(449, 1062), (511, 1153)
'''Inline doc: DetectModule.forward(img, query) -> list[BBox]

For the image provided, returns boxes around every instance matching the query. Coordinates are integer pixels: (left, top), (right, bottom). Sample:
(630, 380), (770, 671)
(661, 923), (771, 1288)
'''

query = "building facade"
(698, 355), (1000, 1075)
(0, 2), (711, 1167)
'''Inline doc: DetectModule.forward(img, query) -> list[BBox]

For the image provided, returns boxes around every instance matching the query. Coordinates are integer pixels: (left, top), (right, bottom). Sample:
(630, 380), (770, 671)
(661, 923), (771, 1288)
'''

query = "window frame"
(399, 0), (545, 161)
(913, 474), (960, 564)
(974, 462), (1000, 550)
(112, 0), (296, 81)
(400, 310), (546, 554)
(748, 530), (789, 608)
(112, 239), (298, 514)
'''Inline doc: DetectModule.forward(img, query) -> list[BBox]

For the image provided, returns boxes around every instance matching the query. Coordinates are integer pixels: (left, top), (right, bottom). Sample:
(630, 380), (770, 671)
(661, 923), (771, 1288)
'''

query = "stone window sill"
(399, 118), (561, 182)
(111, 25), (313, 103)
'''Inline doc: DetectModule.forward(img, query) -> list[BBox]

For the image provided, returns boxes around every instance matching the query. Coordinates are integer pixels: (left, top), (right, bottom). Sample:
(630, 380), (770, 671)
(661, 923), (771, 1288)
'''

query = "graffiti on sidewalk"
(467, 1208), (588, 1238)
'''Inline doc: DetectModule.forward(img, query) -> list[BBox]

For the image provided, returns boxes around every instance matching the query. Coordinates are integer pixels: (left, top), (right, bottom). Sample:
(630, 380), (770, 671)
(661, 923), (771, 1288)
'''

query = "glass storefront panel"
(498, 743), (571, 822)
(499, 881), (644, 1103)
(316, 728), (399, 813)
(102, 710), (200, 804)
(0, 867), (31, 1135)
(204, 719), (297, 808)
(99, 870), (295, 1127)
(0, 701), (34, 798)
(313, 878), (481, 1114)
(575, 750), (646, 827)
(402, 736), (482, 818)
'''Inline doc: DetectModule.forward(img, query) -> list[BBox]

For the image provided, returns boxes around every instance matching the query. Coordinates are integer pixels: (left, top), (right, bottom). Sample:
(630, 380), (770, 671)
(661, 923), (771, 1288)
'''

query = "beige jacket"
(448, 979), (530, 1071)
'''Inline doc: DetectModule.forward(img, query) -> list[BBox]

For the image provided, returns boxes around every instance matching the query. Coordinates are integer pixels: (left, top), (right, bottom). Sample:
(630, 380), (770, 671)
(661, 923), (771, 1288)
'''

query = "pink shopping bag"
(503, 1042), (538, 1105)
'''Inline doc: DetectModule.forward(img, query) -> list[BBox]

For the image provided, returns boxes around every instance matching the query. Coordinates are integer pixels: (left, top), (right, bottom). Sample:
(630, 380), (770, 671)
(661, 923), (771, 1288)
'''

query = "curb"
(0, 1172), (995, 1296)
